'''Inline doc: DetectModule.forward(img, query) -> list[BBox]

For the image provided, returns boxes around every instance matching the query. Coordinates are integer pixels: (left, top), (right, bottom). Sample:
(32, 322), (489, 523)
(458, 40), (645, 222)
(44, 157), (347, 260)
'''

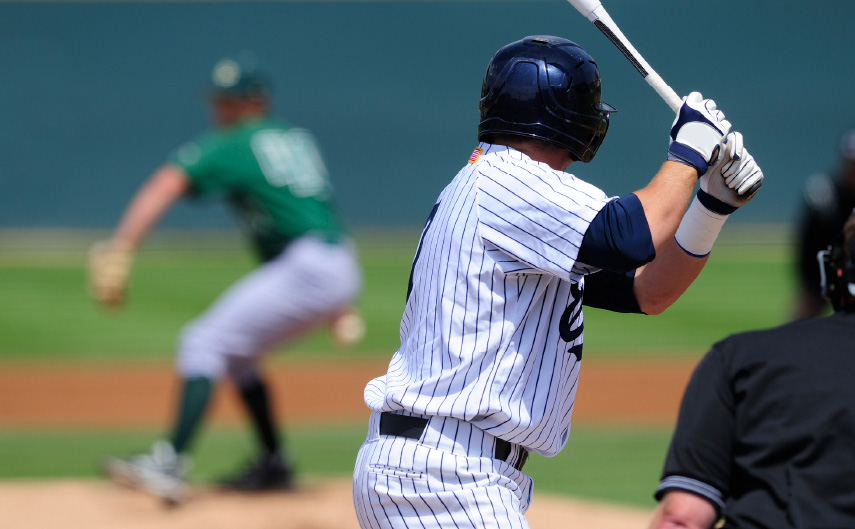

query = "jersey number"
(406, 201), (441, 301)
(559, 282), (584, 360)
(251, 129), (329, 197)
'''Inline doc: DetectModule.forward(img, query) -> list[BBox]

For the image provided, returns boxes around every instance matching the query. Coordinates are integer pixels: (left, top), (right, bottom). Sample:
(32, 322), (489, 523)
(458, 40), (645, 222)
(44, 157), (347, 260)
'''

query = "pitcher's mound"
(0, 478), (652, 528)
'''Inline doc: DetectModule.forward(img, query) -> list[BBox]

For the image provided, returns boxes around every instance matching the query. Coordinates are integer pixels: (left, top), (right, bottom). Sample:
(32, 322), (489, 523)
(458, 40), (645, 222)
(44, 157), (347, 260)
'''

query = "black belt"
(379, 412), (528, 471)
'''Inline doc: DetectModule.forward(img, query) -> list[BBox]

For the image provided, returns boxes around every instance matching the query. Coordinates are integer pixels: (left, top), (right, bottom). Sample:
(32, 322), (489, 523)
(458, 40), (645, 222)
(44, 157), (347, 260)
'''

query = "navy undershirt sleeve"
(583, 269), (643, 314)
(577, 193), (655, 273)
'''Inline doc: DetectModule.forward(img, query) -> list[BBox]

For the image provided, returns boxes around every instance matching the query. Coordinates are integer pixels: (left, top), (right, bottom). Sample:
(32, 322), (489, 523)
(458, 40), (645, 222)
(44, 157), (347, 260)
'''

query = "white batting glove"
(668, 92), (732, 176)
(698, 131), (764, 214)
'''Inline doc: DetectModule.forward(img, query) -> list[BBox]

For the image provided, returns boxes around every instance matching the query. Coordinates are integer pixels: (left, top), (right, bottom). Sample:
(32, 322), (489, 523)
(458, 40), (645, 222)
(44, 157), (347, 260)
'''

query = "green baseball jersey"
(170, 118), (345, 261)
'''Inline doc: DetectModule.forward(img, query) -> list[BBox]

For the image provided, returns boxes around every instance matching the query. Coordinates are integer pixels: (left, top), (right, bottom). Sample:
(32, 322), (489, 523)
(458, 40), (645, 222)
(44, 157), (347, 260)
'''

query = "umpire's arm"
(647, 345), (735, 529)
(648, 491), (718, 529)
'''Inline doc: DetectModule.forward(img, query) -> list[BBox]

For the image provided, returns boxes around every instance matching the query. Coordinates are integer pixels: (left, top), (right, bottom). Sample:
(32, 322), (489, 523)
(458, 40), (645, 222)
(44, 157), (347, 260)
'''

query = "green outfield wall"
(2, 0), (854, 229)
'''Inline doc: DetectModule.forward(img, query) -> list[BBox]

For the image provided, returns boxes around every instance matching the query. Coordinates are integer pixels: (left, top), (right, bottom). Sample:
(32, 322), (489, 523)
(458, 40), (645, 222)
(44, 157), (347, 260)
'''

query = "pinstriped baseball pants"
(353, 411), (534, 529)
(176, 236), (360, 382)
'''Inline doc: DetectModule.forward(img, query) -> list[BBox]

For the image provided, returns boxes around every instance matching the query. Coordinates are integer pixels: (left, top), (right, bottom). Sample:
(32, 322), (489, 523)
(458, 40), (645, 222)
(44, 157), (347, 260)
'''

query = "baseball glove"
(88, 240), (134, 308)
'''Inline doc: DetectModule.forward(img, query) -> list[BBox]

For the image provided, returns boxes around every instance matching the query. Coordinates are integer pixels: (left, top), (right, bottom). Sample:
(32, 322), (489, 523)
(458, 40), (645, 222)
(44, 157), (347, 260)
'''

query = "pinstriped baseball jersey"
(363, 142), (614, 457)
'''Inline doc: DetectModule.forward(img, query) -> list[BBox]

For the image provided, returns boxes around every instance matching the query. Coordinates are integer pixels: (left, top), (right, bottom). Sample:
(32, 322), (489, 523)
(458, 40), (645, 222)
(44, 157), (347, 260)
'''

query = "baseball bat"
(565, 0), (682, 112)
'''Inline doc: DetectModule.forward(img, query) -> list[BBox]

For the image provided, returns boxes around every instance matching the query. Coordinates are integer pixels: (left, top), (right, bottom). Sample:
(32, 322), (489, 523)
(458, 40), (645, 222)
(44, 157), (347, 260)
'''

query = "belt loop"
(495, 438), (528, 471)
(514, 449), (529, 471)
(494, 438), (512, 462)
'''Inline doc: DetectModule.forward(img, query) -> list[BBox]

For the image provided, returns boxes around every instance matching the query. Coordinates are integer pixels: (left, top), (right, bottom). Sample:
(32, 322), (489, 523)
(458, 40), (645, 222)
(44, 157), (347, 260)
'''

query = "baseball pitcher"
(90, 53), (363, 504)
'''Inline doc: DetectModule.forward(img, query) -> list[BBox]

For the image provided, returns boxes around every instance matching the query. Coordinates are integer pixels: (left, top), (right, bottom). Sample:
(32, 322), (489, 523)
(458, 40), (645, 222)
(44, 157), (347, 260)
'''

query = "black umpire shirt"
(654, 310), (855, 529)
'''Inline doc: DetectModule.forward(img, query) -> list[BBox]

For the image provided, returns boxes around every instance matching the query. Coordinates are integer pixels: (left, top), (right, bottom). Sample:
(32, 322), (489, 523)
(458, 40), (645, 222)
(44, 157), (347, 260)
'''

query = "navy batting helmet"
(478, 35), (615, 163)
(209, 52), (270, 100)
(819, 208), (855, 311)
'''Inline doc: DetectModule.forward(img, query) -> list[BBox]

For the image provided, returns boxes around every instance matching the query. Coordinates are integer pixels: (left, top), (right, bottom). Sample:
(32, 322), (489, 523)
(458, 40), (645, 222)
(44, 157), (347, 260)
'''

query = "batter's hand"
(668, 92), (732, 176)
(88, 240), (134, 309)
(699, 131), (764, 213)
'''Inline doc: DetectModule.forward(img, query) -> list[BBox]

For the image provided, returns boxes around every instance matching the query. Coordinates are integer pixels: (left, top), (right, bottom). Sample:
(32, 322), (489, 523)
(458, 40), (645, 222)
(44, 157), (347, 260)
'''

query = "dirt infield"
(0, 357), (695, 428)
(0, 357), (694, 528)
(0, 478), (653, 529)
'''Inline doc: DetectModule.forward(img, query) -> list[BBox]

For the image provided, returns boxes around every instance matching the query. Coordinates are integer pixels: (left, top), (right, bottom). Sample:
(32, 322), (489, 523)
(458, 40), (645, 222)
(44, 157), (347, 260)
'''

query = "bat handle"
(586, 4), (684, 113)
(645, 72), (682, 112)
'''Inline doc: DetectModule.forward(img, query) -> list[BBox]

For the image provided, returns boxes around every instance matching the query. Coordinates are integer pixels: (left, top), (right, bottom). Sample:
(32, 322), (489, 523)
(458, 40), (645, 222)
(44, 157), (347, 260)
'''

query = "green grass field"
(0, 225), (801, 507)
(0, 424), (670, 507)
(0, 225), (798, 360)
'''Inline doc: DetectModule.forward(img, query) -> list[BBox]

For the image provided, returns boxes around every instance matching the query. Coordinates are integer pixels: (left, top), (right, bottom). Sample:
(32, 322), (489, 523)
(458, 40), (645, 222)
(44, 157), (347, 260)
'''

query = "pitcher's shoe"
(103, 440), (191, 505)
(219, 452), (294, 492)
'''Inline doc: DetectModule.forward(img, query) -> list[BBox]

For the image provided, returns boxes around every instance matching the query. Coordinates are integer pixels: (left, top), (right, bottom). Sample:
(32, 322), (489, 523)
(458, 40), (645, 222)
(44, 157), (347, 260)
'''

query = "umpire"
(648, 211), (855, 528)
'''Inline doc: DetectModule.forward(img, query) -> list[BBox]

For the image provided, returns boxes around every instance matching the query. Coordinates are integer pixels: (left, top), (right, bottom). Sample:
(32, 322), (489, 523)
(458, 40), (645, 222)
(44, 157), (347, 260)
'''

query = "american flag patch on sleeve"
(468, 147), (483, 163)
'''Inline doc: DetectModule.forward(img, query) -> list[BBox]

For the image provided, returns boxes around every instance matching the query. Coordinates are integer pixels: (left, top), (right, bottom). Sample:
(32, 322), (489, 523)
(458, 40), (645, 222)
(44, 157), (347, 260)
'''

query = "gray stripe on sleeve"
(656, 475), (725, 510)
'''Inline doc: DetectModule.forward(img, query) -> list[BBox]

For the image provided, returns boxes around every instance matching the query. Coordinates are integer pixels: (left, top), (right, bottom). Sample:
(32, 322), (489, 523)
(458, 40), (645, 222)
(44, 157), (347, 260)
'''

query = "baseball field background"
(1, 0), (851, 527)
(0, 226), (795, 527)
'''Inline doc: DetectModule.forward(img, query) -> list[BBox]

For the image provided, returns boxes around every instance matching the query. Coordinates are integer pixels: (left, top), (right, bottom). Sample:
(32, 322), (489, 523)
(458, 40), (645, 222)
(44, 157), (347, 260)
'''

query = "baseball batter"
(352, 36), (764, 528)
(89, 54), (362, 504)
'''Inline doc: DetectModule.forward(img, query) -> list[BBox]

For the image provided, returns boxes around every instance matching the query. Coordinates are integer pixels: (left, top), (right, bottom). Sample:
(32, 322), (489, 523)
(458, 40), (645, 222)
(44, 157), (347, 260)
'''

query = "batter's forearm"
(633, 239), (707, 315)
(633, 161), (697, 254)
